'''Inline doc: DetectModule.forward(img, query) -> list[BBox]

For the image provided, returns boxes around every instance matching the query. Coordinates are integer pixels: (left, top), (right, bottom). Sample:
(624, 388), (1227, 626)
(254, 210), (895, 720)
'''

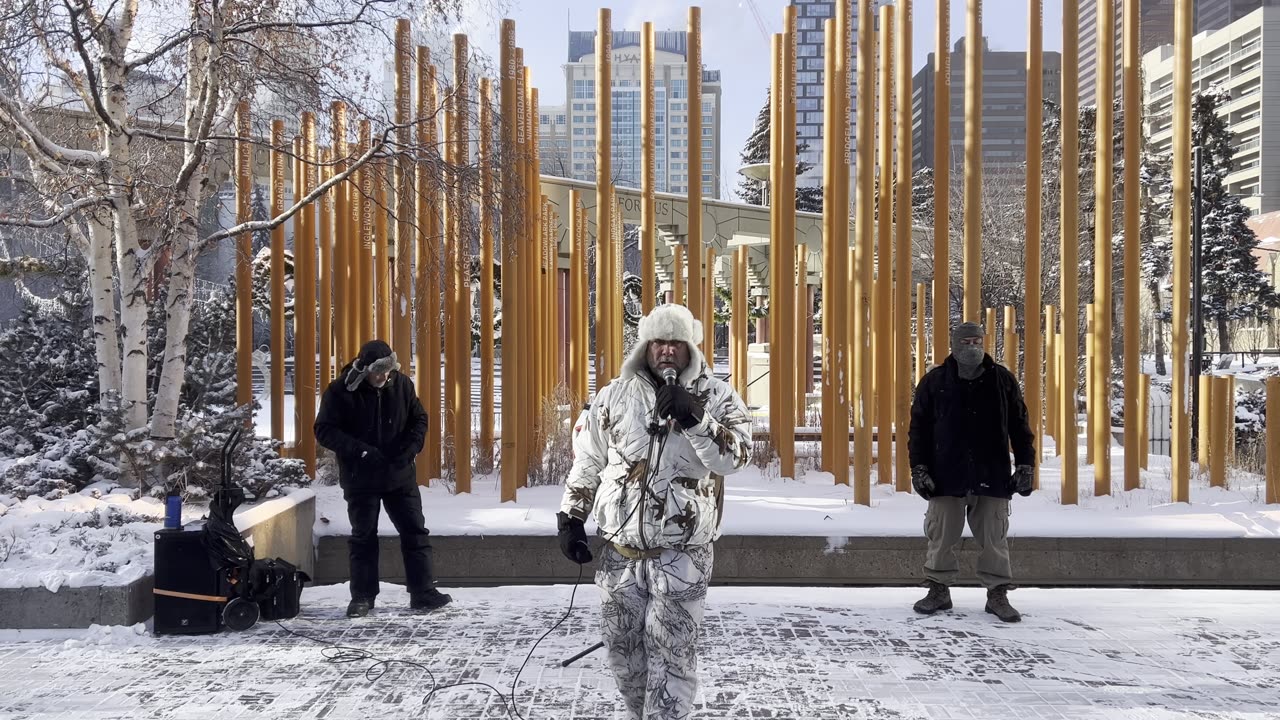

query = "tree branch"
(222, 0), (390, 37)
(63, 0), (119, 133)
(0, 195), (108, 227)
(0, 90), (105, 167)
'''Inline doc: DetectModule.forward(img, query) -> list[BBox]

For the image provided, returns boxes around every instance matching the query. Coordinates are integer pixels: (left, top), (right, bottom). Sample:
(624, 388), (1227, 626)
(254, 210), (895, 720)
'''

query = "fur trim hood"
(620, 303), (706, 385)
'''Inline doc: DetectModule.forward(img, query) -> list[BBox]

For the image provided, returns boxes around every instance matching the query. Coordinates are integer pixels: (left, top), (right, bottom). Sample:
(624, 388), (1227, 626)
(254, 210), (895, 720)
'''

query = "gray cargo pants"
(923, 494), (1013, 588)
(596, 543), (713, 720)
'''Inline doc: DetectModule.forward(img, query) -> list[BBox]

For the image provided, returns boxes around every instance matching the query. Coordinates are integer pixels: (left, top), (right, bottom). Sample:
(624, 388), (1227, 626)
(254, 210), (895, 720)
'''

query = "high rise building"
(912, 38), (1062, 173)
(1198, 0), (1280, 34)
(789, 0), (884, 189)
(538, 105), (571, 177)
(562, 29), (723, 198)
(1143, 6), (1280, 215)
(1079, 0), (1176, 109)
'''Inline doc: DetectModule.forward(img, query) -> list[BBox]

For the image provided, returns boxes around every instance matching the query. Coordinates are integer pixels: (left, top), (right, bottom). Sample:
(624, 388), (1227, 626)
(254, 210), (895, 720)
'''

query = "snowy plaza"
(2, 584), (1278, 719)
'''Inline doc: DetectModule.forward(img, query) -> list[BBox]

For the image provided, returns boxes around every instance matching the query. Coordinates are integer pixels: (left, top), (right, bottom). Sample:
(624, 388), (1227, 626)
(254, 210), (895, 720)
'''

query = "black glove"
(556, 512), (593, 565)
(1011, 465), (1034, 497)
(655, 384), (705, 430)
(388, 443), (418, 470)
(911, 465), (936, 500)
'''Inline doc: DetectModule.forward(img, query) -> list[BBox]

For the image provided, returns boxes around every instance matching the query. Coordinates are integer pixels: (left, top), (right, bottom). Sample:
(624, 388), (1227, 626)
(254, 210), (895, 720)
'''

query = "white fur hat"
(637, 303), (703, 347)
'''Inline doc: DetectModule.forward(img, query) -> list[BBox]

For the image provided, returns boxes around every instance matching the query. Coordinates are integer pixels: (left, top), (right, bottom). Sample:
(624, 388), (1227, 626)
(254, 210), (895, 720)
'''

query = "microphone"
(660, 367), (678, 386)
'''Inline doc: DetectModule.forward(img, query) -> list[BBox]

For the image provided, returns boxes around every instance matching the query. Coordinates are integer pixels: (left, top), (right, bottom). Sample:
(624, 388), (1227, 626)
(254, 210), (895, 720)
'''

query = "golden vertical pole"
(1093, 0), (1115, 496)
(1228, 375), (1236, 465)
(1137, 373), (1150, 470)
(1086, 302), (1095, 466)
(611, 187), (623, 375)
(1122, 0), (1142, 491)
(673, 244), (685, 304)
(1046, 304), (1058, 441)
(1171, 0), (1192, 502)
(479, 77), (496, 470)
(1197, 373), (1211, 471)
(795, 251), (807, 427)
(235, 103), (253, 416)
(876, 3), (895, 487)
(821, 14), (837, 475)
(269, 120), (286, 446)
(854, 0), (874, 504)
(962, 0), (982, 323)
(441, 94), (456, 472)
(319, 146), (333, 387)
(933, 0), (951, 364)
(1055, 329), (1065, 458)
(641, 23), (657, 313)
(688, 7), (704, 328)
(733, 247), (748, 400)
(297, 117), (318, 477)
(915, 283), (926, 383)
(514, 56), (529, 489)
(1266, 376), (1279, 503)
(779, 8), (797, 480)
(1025, 0), (1044, 483)
(498, 22), (517, 501)
(595, 11), (613, 386)
(1209, 375), (1227, 488)
(895, 0), (913, 493)
(706, 246), (717, 369)
(453, 33), (472, 494)
(393, 20), (414, 378)
(359, 121), (375, 346)
(375, 159), (391, 344)
(330, 102), (349, 368)
(770, 35), (781, 453)
(985, 307), (996, 357)
(1061, 0), (1081, 504)
(1003, 306), (1017, 374)
(570, 193), (589, 403)
(414, 50), (435, 485)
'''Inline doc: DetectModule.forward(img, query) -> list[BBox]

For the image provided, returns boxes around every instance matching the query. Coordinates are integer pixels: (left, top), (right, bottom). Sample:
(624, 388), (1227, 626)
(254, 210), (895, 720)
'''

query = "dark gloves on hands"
(911, 465), (936, 500)
(655, 384), (705, 430)
(556, 512), (593, 565)
(356, 444), (387, 470)
(1011, 464), (1034, 497)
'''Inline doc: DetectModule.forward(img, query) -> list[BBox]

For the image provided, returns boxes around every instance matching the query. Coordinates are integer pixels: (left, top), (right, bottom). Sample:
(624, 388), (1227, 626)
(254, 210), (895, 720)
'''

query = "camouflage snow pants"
(596, 543), (713, 720)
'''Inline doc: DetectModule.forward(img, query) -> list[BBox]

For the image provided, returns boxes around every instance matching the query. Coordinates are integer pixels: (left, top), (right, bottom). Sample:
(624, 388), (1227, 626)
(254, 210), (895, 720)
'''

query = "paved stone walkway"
(1, 585), (1277, 719)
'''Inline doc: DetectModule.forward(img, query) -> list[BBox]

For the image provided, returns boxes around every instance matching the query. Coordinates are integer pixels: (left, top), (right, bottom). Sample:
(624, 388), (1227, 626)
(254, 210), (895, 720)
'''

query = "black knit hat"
(358, 339), (393, 366)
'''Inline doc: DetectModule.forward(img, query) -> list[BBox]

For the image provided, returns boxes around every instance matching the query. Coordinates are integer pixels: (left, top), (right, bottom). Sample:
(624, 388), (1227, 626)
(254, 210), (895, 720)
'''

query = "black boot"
(985, 584), (1021, 622)
(346, 598), (374, 618)
(409, 588), (452, 612)
(913, 580), (953, 615)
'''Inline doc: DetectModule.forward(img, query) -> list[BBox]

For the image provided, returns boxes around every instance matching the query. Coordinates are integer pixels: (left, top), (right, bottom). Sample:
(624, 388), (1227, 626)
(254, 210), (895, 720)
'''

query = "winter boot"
(912, 581), (953, 615)
(409, 588), (453, 612)
(985, 585), (1021, 623)
(346, 598), (374, 618)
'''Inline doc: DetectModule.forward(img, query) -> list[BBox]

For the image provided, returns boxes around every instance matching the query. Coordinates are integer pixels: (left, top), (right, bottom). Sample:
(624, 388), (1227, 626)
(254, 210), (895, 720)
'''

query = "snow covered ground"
(1, 583), (1276, 719)
(314, 438), (1280, 540)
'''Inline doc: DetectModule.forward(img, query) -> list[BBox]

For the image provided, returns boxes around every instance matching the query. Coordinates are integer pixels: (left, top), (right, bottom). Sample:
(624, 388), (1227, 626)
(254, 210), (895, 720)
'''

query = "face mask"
(953, 345), (984, 366)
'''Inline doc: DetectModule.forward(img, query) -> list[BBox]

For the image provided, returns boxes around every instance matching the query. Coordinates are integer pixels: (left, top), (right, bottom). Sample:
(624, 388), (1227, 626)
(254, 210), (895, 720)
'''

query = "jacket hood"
(620, 303), (707, 385)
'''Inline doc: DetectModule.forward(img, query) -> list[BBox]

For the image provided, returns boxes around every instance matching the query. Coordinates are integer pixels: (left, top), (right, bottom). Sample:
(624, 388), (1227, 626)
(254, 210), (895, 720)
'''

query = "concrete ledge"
(314, 534), (1280, 588)
(0, 490), (317, 630)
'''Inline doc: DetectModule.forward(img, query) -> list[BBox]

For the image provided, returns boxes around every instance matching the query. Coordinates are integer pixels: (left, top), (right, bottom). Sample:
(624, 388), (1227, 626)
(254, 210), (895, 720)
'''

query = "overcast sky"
(461, 0), (1067, 200)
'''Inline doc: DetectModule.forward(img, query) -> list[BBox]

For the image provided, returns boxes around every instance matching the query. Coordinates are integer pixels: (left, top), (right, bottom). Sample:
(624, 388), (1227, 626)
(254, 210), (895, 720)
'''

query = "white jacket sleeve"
(559, 385), (613, 521)
(682, 384), (753, 476)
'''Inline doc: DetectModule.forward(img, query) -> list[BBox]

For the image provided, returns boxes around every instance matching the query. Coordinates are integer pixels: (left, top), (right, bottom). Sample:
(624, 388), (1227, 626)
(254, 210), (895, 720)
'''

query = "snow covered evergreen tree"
(737, 89), (824, 212)
(1191, 88), (1280, 355)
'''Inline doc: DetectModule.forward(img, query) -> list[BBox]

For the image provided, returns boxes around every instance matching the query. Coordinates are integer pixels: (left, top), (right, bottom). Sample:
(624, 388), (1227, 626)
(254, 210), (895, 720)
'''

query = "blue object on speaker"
(164, 492), (182, 530)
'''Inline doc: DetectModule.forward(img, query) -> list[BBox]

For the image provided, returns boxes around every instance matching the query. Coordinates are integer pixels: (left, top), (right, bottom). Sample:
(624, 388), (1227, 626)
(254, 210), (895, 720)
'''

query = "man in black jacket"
(314, 339), (452, 618)
(907, 322), (1035, 622)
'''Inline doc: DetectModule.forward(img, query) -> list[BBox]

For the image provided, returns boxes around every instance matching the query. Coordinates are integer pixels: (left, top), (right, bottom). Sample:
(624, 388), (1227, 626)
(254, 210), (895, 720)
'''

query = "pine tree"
(1139, 146), (1173, 375)
(1192, 88), (1280, 355)
(737, 88), (824, 212)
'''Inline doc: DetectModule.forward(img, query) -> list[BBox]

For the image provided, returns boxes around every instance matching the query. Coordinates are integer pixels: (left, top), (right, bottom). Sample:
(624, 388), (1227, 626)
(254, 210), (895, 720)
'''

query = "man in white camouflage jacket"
(557, 303), (753, 720)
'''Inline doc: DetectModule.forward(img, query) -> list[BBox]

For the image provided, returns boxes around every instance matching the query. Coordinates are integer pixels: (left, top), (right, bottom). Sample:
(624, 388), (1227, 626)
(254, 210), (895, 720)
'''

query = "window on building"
(573, 79), (594, 98)
(702, 127), (712, 136)
(555, 114), (566, 124)
(672, 79), (687, 99)
(798, 71), (819, 84)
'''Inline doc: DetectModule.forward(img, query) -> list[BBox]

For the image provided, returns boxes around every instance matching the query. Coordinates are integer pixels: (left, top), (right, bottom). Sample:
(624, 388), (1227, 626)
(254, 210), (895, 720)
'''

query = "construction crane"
(742, 0), (772, 42)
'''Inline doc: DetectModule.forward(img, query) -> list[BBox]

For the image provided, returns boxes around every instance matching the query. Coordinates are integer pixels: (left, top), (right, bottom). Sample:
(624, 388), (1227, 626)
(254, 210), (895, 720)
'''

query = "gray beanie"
(950, 322), (986, 369)
(950, 322), (985, 346)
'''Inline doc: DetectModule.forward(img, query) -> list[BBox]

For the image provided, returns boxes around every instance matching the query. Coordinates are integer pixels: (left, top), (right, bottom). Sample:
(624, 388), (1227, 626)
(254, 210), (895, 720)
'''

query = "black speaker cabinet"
(153, 526), (225, 636)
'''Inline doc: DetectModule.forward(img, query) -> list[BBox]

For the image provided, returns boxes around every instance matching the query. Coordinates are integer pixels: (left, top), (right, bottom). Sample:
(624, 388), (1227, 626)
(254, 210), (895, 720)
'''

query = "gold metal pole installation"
(393, 20), (414, 372)
(894, 0), (913, 493)
(414, 49), (436, 485)
(1171, 0), (1192, 501)
(498, 21), (518, 501)
(513, 53), (528, 489)
(641, 23), (657, 314)
(570, 191), (589, 403)
(1209, 375), (1227, 488)
(595, 10), (614, 385)
(358, 120), (374, 346)
(854, 0), (874, 504)
(453, 33), (472, 494)
(820, 14), (838, 476)
(916, 283), (926, 383)
(778, 8), (797, 480)
(795, 250), (807, 427)
(1122, 0), (1142, 491)
(769, 34), (781, 453)
(330, 102), (349, 368)
(1061, 0), (1081, 504)
(1025, 0), (1044, 483)
(932, 0), (951, 364)
(1003, 305), (1017, 374)
(688, 7), (703, 327)
(1138, 373), (1150, 470)
(876, 4), (895, 486)
(375, 158), (390, 344)
(1266, 376), (1279, 503)
(235, 103), (253, 415)
(1093, 0), (1116, 494)
(673, 244), (685, 304)
(479, 77), (496, 469)
(269, 119), (286, 446)
(1046, 304), (1058, 443)
(319, 146), (333, 388)
(985, 307), (996, 356)
(297, 117), (318, 476)
(962, 0), (983, 323)
(733, 247), (748, 400)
